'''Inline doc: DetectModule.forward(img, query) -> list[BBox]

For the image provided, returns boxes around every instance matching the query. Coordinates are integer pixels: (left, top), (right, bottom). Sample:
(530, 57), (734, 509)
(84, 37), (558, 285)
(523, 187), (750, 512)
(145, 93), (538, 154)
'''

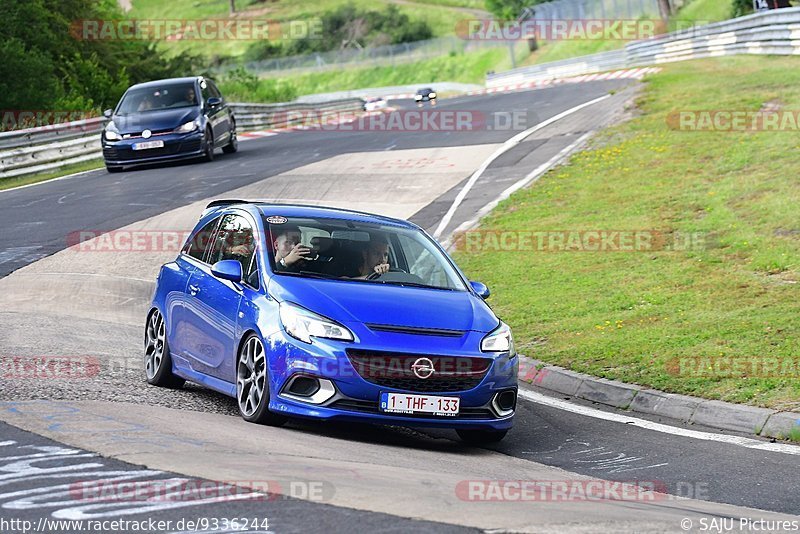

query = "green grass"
(219, 46), (520, 101)
(453, 55), (800, 410)
(128, 0), (480, 60)
(0, 159), (104, 191)
(677, 0), (733, 24)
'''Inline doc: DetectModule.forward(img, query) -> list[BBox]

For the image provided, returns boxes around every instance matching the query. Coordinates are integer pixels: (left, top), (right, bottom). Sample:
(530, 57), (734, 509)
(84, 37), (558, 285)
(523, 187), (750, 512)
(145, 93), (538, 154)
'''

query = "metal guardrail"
(0, 99), (364, 180)
(487, 7), (800, 88)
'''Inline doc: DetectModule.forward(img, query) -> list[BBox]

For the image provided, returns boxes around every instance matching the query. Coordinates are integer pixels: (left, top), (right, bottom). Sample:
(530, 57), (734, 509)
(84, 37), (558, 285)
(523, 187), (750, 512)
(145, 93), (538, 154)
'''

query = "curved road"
(0, 80), (797, 533)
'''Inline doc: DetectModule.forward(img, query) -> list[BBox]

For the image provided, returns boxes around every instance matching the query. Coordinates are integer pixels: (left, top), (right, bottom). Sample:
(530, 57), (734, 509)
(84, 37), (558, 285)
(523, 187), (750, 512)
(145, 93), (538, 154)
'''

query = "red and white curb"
(474, 67), (662, 96)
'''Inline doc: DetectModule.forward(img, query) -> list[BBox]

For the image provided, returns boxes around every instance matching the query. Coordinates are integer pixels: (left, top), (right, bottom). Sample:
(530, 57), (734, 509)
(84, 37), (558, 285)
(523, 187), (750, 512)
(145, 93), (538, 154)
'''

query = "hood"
(113, 107), (199, 134)
(268, 276), (499, 333)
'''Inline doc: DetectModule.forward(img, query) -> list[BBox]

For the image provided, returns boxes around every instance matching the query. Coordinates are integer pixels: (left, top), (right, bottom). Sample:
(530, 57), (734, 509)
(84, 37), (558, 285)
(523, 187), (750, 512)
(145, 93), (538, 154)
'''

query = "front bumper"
(265, 328), (518, 431)
(102, 131), (204, 166)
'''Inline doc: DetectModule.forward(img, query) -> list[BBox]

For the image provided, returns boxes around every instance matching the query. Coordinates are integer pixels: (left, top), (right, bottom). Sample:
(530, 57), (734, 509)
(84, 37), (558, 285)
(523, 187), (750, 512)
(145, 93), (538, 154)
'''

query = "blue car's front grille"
(346, 349), (491, 393)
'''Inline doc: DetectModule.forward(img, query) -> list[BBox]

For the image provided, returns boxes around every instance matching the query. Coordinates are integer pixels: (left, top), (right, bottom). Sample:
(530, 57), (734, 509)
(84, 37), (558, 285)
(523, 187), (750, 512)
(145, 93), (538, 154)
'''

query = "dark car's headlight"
(279, 302), (353, 344)
(414, 95), (422, 100)
(175, 119), (199, 133)
(429, 92), (437, 98)
(104, 121), (121, 141)
(481, 322), (514, 353)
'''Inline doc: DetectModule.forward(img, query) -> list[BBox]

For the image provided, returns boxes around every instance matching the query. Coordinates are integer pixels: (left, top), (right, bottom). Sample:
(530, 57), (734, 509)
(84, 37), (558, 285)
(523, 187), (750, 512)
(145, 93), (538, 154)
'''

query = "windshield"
(116, 82), (198, 114)
(265, 216), (467, 291)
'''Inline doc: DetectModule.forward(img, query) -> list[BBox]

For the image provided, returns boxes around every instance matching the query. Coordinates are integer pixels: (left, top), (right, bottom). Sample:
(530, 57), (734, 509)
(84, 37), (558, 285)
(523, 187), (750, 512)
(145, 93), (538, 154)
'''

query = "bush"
(731, 0), (754, 17)
(286, 4), (434, 55)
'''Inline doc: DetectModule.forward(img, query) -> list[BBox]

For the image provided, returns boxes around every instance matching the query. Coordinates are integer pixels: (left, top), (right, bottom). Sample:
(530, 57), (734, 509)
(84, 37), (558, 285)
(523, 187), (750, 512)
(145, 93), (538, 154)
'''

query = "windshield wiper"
(374, 280), (457, 291)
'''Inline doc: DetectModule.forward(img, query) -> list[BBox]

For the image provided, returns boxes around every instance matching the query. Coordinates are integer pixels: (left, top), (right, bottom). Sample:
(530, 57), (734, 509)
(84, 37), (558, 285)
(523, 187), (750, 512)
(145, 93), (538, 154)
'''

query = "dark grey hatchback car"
(101, 76), (237, 172)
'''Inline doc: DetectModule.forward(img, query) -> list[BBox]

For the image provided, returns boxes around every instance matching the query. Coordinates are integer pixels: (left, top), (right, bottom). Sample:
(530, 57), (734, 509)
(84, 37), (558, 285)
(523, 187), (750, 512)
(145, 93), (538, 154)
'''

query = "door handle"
(188, 284), (201, 296)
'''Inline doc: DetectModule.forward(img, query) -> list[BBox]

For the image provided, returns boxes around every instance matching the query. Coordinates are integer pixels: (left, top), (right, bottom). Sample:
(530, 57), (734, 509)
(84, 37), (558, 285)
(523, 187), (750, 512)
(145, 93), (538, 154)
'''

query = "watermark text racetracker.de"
(272, 109), (533, 133)
(453, 229), (708, 253)
(666, 356), (800, 379)
(456, 19), (662, 41)
(70, 18), (322, 41)
(667, 110), (800, 132)
(0, 517), (271, 534)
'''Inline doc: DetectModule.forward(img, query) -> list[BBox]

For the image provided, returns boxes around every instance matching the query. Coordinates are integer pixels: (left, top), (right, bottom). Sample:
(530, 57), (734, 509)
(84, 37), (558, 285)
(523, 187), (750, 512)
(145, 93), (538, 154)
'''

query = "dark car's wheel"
(106, 164), (123, 173)
(222, 126), (238, 154)
(202, 127), (215, 162)
(144, 309), (185, 388)
(456, 429), (508, 445)
(237, 333), (287, 426)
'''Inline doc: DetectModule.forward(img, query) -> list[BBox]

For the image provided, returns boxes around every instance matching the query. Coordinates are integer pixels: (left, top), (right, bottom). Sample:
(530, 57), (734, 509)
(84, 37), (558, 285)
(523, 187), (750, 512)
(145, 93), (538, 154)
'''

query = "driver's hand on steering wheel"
(373, 263), (390, 275)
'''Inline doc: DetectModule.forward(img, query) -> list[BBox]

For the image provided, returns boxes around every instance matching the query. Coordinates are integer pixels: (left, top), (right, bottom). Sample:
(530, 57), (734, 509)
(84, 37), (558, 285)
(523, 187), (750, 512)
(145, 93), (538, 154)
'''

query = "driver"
(357, 235), (390, 278)
(273, 225), (312, 271)
(185, 87), (197, 106)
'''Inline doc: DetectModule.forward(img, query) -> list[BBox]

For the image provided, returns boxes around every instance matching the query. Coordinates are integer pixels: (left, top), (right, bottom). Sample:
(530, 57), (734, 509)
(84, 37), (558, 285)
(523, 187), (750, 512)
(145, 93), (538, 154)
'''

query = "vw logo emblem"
(411, 357), (435, 379)
(142, 129), (152, 139)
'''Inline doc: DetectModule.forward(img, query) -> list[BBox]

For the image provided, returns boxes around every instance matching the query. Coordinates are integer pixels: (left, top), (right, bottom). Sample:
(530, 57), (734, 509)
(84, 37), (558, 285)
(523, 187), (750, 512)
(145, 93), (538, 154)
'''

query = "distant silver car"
(363, 97), (388, 112)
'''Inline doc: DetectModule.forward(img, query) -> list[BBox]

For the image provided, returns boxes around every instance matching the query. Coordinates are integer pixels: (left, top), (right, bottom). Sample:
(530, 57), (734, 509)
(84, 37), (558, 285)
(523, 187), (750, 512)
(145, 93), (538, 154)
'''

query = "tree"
(485, 0), (538, 20)
(657, 0), (673, 20)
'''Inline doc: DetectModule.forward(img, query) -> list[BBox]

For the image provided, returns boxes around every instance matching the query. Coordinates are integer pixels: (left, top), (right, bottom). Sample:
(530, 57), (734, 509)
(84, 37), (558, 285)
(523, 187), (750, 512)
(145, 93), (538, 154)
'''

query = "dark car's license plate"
(132, 140), (164, 151)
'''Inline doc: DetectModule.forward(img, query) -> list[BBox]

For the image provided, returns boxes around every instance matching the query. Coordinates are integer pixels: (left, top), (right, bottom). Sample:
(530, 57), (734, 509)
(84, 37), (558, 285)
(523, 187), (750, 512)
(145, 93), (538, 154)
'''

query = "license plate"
(380, 392), (460, 417)
(132, 140), (164, 150)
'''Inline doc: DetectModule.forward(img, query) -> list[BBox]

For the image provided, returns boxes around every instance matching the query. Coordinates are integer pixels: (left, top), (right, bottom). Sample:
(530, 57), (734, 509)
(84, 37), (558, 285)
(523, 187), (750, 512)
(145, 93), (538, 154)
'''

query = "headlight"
(481, 322), (514, 353)
(429, 92), (437, 98)
(279, 302), (353, 344)
(414, 95), (422, 100)
(104, 121), (121, 141)
(176, 119), (198, 133)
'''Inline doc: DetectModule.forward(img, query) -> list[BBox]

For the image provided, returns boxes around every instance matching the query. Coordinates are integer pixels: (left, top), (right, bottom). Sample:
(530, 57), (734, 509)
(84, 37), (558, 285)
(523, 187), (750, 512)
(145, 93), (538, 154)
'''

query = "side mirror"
(206, 97), (222, 108)
(103, 109), (113, 119)
(470, 280), (490, 299)
(211, 260), (242, 283)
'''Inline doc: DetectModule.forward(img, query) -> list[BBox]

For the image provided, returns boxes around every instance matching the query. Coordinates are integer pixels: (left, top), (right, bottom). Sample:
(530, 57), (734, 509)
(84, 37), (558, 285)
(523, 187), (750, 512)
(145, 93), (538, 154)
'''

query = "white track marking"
(518, 389), (800, 457)
(443, 131), (593, 249)
(431, 94), (611, 239)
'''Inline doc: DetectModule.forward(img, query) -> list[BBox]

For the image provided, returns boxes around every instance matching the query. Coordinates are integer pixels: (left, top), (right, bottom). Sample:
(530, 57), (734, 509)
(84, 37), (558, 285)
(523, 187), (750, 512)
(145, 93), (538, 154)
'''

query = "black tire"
(237, 333), (287, 426)
(222, 127), (238, 154)
(456, 429), (508, 445)
(144, 309), (185, 389)
(202, 127), (215, 162)
(106, 165), (123, 173)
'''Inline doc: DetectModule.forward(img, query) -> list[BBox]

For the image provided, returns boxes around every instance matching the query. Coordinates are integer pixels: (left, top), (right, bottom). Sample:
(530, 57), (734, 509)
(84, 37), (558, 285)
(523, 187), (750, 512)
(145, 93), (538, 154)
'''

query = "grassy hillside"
(454, 55), (800, 410)
(128, 0), (485, 61)
(218, 46), (520, 101)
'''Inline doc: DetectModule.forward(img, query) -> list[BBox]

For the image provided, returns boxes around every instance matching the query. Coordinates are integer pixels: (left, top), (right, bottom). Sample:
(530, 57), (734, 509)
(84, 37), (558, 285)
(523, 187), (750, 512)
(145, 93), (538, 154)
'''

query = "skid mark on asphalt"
(529, 438), (669, 474)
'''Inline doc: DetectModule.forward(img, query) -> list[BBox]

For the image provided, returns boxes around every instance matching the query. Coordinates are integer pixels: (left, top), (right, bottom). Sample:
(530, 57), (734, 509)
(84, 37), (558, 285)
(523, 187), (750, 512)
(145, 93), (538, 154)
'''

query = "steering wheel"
(366, 267), (408, 280)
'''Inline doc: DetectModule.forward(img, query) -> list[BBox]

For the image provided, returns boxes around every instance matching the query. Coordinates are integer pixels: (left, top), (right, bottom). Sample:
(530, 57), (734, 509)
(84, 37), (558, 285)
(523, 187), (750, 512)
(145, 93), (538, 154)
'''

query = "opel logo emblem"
(142, 129), (152, 139)
(411, 357), (435, 379)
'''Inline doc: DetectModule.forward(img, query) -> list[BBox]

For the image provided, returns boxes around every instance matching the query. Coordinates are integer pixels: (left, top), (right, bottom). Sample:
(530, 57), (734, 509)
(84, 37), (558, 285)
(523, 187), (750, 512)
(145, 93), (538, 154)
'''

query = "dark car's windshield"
(265, 216), (467, 290)
(116, 82), (198, 115)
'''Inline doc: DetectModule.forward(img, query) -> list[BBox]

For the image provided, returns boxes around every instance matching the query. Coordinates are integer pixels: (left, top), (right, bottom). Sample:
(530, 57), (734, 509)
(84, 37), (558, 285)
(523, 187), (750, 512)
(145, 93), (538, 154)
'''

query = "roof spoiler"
(200, 199), (250, 218)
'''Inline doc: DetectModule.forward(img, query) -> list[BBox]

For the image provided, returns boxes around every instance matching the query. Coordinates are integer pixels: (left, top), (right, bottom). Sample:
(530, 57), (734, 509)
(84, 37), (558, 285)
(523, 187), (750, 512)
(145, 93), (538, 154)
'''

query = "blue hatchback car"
(146, 201), (517, 443)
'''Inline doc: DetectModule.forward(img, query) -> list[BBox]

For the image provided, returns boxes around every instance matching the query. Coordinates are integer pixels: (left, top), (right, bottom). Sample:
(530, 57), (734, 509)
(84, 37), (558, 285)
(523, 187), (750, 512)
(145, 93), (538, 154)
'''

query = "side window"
(208, 214), (258, 287)
(397, 234), (450, 288)
(207, 80), (222, 99)
(183, 217), (220, 262)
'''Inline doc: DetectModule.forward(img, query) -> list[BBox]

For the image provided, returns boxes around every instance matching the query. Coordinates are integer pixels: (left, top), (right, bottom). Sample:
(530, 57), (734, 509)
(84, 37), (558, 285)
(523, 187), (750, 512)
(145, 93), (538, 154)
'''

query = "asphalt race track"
(1, 81), (798, 533)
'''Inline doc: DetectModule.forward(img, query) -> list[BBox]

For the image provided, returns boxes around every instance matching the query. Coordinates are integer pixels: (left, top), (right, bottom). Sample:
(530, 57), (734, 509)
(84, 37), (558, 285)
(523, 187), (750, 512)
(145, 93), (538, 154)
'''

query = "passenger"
(273, 225), (312, 271)
(357, 235), (390, 278)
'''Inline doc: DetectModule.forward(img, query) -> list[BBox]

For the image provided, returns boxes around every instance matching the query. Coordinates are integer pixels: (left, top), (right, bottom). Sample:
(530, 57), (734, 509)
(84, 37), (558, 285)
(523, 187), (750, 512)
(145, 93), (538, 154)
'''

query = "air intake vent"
(366, 324), (466, 337)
